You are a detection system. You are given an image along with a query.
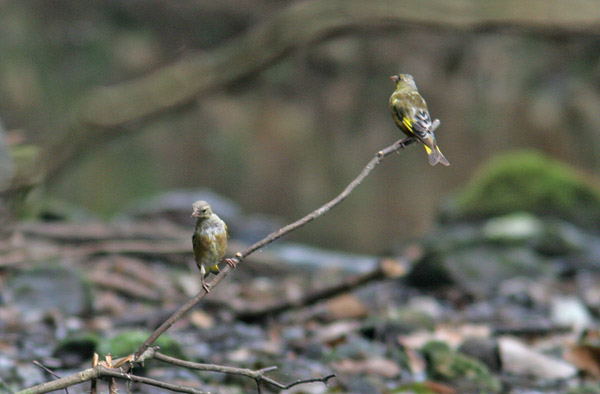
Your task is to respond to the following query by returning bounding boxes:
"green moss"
[568,384,600,394]
[98,330,185,360]
[53,333,100,367]
[457,150,600,230]
[422,341,501,394]
[391,382,438,393]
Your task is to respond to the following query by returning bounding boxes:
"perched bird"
[389,74,450,166]
[191,200,235,292]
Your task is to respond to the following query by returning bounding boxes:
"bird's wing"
[398,93,436,151]
[411,108,433,137]
[406,92,432,137]
[192,232,201,262]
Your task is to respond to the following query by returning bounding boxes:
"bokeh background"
[2,0,600,254]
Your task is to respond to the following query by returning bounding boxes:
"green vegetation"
[457,150,600,230]
[422,340,501,394]
[98,330,185,360]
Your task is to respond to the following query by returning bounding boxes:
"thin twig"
[133,131,428,360]
[105,354,116,394]
[153,352,335,390]
[262,373,336,390]
[32,361,69,394]
[90,353,98,394]
[96,366,209,394]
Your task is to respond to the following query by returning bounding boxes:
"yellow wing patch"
[402,117,413,132]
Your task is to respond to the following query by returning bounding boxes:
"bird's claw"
[201,278,211,293]
[224,258,237,269]
[396,137,412,148]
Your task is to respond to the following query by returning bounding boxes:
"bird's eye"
[397,76,403,81]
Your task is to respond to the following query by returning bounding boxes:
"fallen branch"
[79,1,600,128]
[19,221,188,243]
[153,351,335,391]
[96,365,208,394]
[132,131,425,361]
[17,348,333,394]
[45,0,598,182]
[89,271,163,302]
[234,258,407,323]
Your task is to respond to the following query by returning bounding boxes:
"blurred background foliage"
[1,0,600,253]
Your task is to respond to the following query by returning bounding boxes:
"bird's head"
[390,74,417,90]
[191,200,213,219]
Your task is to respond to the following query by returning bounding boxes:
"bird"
[191,200,235,292]
[389,74,450,166]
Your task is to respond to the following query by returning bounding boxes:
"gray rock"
[459,337,501,372]
[6,265,93,321]
[118,188,241,225]
[550,296,593,330]
[483,212,544,244]
[409,244,553,297]
[271,242,378,274]
[498,337,576,380]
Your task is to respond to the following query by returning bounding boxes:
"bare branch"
[44,0,600,181]
[80,0,600,128]
[153,352,335,390]
[133,133,422,360]
[17,368,100,394]
[19,126,436,394]
[32,361,69,394]
[235,259,389,322]
[96,366,209,394]
[18,348,332,394]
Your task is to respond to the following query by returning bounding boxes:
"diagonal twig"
[32,361,69,394]
[133,127,433,360]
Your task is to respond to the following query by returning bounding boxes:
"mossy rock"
[456,150,600,230]
[391,382,439,393]
[568,384,600,394]
[53,332,100,368]
[422,340,501,394]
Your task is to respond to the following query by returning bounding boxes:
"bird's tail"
[204,263,220,277]
[423,144,450,166]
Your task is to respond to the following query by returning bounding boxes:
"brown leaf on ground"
[333,357,401,378]
[325,293,368,320]
[189,310,215,329]
[380,258,407,278]
[565,343,600,377]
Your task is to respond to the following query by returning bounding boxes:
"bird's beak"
[191,210,199,218]
[390,75,398,82]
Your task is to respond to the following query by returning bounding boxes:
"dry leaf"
[325,293,368,320]
[564,343,600,377]
[189,310,214,329]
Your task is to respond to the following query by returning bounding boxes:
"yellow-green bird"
[191,200,235,292]
[389,74,449,166]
